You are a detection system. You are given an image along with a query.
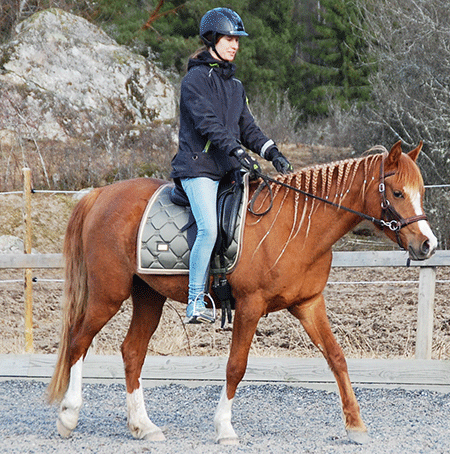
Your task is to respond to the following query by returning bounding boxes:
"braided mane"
[250,148,386,267]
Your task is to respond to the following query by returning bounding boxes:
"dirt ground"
[1,266,450,359]
[0,143,449,360]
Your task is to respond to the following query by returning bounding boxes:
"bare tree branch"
[141,0,185,31]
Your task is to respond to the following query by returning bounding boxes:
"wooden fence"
[1,354,450,392]
[1,249,449,360]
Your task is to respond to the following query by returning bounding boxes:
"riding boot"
[184,293,216,324]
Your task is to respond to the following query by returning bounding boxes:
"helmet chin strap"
[211,46,226,62]
[210,32,227,62]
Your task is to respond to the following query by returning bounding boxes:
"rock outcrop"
[0,8,177,143]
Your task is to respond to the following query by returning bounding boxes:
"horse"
[47,141,437,445]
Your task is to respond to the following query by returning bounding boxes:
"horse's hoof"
[129,422,166,441]
[217,436,239,446]
[56,417,73,438]
[143,429,166,442]
[347,429,370,444]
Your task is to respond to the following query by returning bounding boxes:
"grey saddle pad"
[137,182,248,275]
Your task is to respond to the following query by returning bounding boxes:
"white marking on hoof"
[142,428,166,442]
[127,383,165,441]
[214,385,239,445]
[57,358,83,438]
[217,435,239,446]
[347,429,370,444]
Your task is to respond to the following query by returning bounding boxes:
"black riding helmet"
[199,8,248,60]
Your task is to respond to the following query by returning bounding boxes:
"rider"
[170,7,293,324]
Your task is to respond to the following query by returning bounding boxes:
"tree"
[91,0,301,98]
[235,0,299,96]
[356,0,450,183]
[290,0,372,119]
[351,0,450,248]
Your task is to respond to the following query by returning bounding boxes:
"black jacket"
[170,51,274,181]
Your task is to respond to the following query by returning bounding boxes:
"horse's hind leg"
[57,292,126,438]
[122,276,166,441]
[56,355,84,437]
[288,295,369,444]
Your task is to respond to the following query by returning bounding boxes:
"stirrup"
[183,293,216,324]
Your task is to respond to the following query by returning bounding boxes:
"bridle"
[377,154,428,249]
[249,154,428,250]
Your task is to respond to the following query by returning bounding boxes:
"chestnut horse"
[47,141,436,445]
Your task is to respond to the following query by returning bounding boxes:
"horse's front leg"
[57,357,83,438]
[214,299,264,445]
[289,295,370,444]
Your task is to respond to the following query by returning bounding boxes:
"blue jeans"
[181,177,219,303]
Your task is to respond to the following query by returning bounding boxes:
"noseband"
[250,154,428,250]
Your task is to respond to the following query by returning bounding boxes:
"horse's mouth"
[408,241,436,261]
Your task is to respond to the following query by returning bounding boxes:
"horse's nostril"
[421,239,431,256]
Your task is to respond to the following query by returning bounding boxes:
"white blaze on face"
[406,186,438,250]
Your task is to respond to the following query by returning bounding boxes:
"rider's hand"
[273,155,293,174]
[266,146,294,174]
[231,148,261,179]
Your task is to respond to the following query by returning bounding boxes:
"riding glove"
[266,147,294,174]
[231,148,261,179]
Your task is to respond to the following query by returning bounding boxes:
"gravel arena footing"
[0,380,449,453]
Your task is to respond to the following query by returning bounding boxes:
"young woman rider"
[170,7,293,324]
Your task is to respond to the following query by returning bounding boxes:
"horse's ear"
[407,141,423,162]
[386,140,403,166]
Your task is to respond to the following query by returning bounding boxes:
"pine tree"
[91,0,301,99]
[290,0,372,119]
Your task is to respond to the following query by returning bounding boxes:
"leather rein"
[249,154,427,250]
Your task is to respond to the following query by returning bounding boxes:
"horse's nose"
[421,239,435,258]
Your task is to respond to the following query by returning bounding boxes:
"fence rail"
[1,354,449,391]
[2,249,448,269]
[1,249,449,360]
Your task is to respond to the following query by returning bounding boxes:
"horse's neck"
[261,155,379,256]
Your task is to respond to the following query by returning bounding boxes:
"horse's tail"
[47,189,101,403]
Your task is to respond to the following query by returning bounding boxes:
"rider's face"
[212,35,240,62]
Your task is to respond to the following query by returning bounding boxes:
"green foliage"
[89,0,300,99]
[290,0,372,119]
[89,0,370,121]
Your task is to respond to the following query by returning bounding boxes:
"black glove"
[231,148,261,179]
[273,155,293,174]
[266,147,294,174]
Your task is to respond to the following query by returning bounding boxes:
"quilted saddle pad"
[137,181,248,275]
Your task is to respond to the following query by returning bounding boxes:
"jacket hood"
[187,50,236,79]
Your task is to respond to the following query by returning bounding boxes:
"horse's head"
[366,141,437,260]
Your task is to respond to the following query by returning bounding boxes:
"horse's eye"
[393,190,404,199]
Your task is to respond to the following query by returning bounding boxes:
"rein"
[249,154,427,249]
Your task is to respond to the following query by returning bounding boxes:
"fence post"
[23,167,34,353]
[415,266,436,359]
